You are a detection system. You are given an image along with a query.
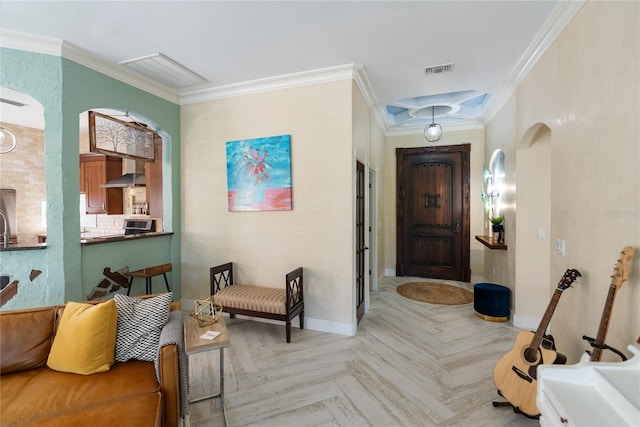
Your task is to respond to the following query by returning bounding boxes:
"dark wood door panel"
[411,162,454,229]
[396,145,470,281]
[410,236,453,265]
[409,236,455,278]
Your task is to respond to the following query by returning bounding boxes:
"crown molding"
[6,6,584,136]
[0,29,62,56]
[482,0,586,125]
[179,63,360,105]
[352,66,388,135]
[1,29,180,104]
[61,42,179,103]
[2,32,385,128]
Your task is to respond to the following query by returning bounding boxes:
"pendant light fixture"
[0,127,17,154]
[424,106,442,142]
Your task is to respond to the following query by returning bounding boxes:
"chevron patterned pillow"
[113,293,172,362]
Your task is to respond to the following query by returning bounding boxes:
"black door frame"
[356,160,366,323]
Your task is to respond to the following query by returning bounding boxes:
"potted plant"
[490,216,504,243]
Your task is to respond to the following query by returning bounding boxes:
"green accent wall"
[0,47,181,309]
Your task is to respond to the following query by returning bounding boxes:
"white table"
[537,344,640,427]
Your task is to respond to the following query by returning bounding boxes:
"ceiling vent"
[0,98,27,107]
[120,53,208,88]
[425,63,455,75]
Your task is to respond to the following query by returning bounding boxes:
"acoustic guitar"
[583,246,634,362]
[493,268,581,417]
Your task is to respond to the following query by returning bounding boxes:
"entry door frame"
[355,160,366,323]
[368,169,378,292]
[396,144,471,281]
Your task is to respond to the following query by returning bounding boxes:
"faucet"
[0,210,8,248]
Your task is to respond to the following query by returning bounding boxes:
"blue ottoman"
[474,283,510,322]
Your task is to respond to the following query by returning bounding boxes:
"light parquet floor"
[186,276,539,427]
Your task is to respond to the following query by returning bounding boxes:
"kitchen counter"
[0,232,173,251]
[0,243,47,252]
[80,231,173,245]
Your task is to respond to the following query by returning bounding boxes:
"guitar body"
[492,268,580,418]
[493,330,564,417]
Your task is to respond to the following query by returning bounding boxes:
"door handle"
[361,246,369,251]
[454,222,460,233]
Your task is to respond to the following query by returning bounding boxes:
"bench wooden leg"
[286,321,291,343]
[300,311,304,330]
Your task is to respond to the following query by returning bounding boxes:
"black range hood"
[100,173,145,188]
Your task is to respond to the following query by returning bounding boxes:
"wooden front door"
[396,145,470,281]
[356,161,366,323]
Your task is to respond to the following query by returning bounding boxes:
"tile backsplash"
[80,186,153,237]
[81,214,125,238]
[0,122,46,245]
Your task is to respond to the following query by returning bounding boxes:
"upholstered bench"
[474,282,510,322]
[210,263,304,343]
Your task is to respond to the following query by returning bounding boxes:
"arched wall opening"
[0,86,46,247]
[77,108,170,239]
[514,122,551,328]
[1,45,181,311]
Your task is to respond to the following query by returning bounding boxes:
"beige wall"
[383,129,486,278]
[515,127,551,326]
[483,94,518,308]
[485,0,640,362]
[181,79,376,332]
[179,2,638,353]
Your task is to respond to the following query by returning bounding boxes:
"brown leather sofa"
[0,300,181,427]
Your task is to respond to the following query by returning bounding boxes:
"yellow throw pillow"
[47,299,118,375]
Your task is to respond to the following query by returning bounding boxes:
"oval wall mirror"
[489,149,505,218]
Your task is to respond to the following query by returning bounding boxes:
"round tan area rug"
[396,282,473,305]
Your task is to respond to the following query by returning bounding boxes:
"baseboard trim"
[181,298,356,337]
[512,314,544,331]
[305,316,355,337]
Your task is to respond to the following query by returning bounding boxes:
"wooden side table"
[125,263,172,295]
[184,314,231,425]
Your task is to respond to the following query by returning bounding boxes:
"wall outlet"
[556,239,565,256]
[538,229,547,240]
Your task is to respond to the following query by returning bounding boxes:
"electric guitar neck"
[586,246,634,362]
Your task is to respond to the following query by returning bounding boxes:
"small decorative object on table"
[190,296,222,327]
[490,216,505,244]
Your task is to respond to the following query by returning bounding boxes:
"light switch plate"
[556,239,565,256]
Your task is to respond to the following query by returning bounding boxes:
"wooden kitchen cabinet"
[80,153,123,215]
[145,142,163,219]
[79,160,86,193]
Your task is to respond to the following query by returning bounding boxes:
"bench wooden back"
[210,262,233,295]
[210,263,303,311]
